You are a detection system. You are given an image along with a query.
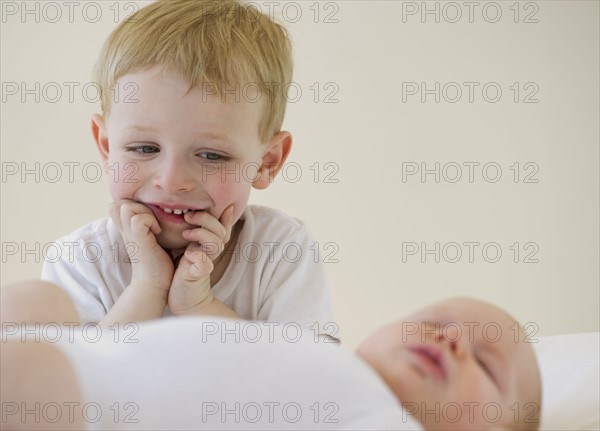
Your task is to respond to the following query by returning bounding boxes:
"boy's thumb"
[189,261,203,279]
[184,250,212,280]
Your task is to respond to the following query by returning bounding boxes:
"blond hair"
[93,0,293,143]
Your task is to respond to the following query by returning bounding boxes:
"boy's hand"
[180,205,235,262]
[109,199,174,292]
[168,205,234,315]
[168,243,214,315]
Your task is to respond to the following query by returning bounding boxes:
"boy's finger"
[108,202,124,231]
[184,210,227,239]
[182,238,223,263]
[124,204,161,235]
[183,249,213,279]
[109,200,155,232]
[123,200,155,217]
[181,228,221,246]
[130,213,162,239]
[185,252,203,279]
[218,205,235,243]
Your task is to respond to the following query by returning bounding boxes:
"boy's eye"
[127,145,158,154]
[199,152,228,162]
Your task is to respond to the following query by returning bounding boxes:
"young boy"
[39,0,334,331]
[1,292,541,430]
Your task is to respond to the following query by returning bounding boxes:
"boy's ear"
[91,114,110,170]
[252,131,292,190]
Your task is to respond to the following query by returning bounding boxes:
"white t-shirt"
[47,317,423,430]
[41,205,334,332]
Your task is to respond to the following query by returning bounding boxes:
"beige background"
[1,1,598,349]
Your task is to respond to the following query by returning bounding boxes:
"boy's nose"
[152,158,195,193]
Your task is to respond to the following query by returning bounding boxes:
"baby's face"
[95,66,272,250]
[357,298,541,430]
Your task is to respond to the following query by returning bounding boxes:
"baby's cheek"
[453,378,501,418]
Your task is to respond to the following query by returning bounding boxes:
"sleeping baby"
[1,285,540,430]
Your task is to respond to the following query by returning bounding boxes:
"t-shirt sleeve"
[256,223,338,339]
[40,241,109,324]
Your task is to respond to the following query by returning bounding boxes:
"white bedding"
[47,318,421,430]
[3,323,598,430]
[534,332,600,430]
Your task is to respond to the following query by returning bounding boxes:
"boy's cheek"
[107,179,136,202]
[104,158,140,200]
[205,177,251,220]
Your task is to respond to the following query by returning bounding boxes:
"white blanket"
[48,317,423,430]
[4,319,598,430]
[533,332,600,430]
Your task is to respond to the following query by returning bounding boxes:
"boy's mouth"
[160,207,192,215]
[146,203,202,224]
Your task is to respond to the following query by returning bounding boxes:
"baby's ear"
[91,114,110,170]
[252,131,292,190]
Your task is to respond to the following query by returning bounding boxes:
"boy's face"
[357,298,541,431]
[93,66,289,250]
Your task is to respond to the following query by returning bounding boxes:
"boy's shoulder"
[53,217,116,245]
[245,205,303,228]
[244,205,311,239]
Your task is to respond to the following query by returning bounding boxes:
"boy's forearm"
[100,283,167,328]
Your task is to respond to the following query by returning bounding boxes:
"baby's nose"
[434,324,463,354]
[442,323,461,342]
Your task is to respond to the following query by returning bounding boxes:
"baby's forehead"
[413,297,512,324]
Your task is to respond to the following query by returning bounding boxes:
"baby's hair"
[93,0,293,143]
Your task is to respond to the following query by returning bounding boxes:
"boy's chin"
[155,232,189,251]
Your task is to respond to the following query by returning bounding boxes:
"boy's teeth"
[162,207,192,215]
